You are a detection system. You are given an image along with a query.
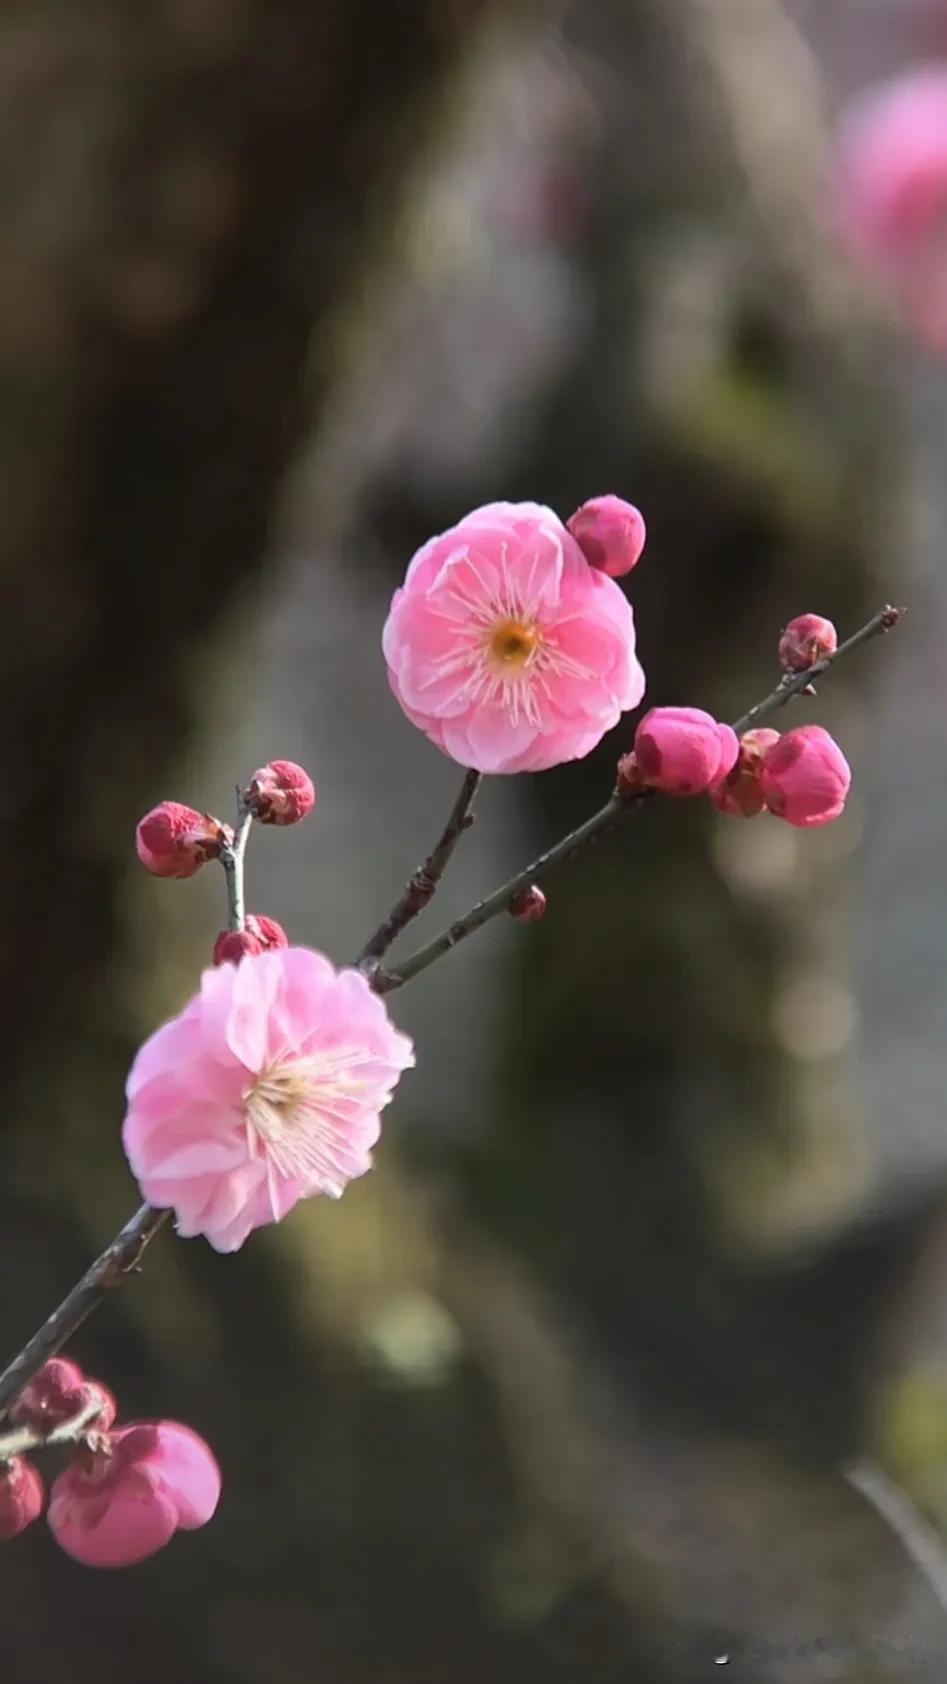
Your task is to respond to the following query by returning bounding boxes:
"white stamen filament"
[421,555,594,728]
[243,1049,376,1212]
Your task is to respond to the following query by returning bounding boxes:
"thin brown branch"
[0,605,902,1415]
[357,768,482,968]
[0,1203,169,1419]
[379,604,903,992]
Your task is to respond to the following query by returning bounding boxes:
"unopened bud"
[247,760,316,826]
[759,724,851,828]
[136,802,226,879]
[566,495,647,578]
[213,914,288,966]
[0,1458,44,1541]
[778,613,837,673]
[9,1358,86,1430]
[509,884,547,923]
[711,728,780,818]
[633,707,739,797]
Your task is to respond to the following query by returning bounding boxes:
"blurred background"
[6,0,947,1677]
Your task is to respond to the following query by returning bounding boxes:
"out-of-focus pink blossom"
[835,67,947,349]
[9,1358,87,1430]
[122,947,414,1252]
[509,884,547,923]
[212,915,288,967]
[0,1457,44,1541]
[383,501,645,774]
[631,707,739,797]
[248,761,315,826]
[566,495,647,579]
[9,1358,117,1432]
[48,1421,220,1568]
[759,725,851,828]
[778,614,838,673]
[711,728,781,819]
[135,803,225,879]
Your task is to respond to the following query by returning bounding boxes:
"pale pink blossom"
[632,706,739,796]
[382,501,645,774]
[122,947,414,1252]
[566,495,646,578]
[836,68,947,349]
[759,725,851,828]
[48,1421,220,1568]
[0,1457,44,1541]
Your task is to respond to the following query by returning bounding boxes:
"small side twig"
[357,768,482,969]
[846,1458,947,1615]
[0,1394,108,1462]
[219,798,254,933]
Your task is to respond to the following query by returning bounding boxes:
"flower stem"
[357,768,482,968]
[219,800,254,933]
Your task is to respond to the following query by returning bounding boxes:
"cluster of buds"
[0,1357,219,1568]
[135,759,316,965]
[616,613,852,828]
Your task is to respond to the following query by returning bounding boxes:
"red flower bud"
[778,613,837,673]
[0,1457,44,1541]
[213,930,263,966]
[760,725,851,828]
[247,761,316,826]
[136,803,225,879]
[9,1358,87,1430]
[509,884,547,923]
[566,495,647,578]
[711,728,781,818]
[213,914,288,966]
[633,707,739,796]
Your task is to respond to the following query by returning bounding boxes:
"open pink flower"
[835,67,947,349]
[382,500,645,774]
[48,1421,220,1567]
[122,947,414,1252]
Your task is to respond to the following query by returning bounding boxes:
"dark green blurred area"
[3,1,947,1679]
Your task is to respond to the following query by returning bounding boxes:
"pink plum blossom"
[48,1421,220,1568]
[566,495,646,578]
[135,803,224,879]
[0,1457,44,1541]
[382,500,645,774]
[835,67,947,350]
[759,725,851,828]
[631,706,739,796]
[122,947,414,1252]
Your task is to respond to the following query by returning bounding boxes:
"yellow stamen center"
[489,621,539,668]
